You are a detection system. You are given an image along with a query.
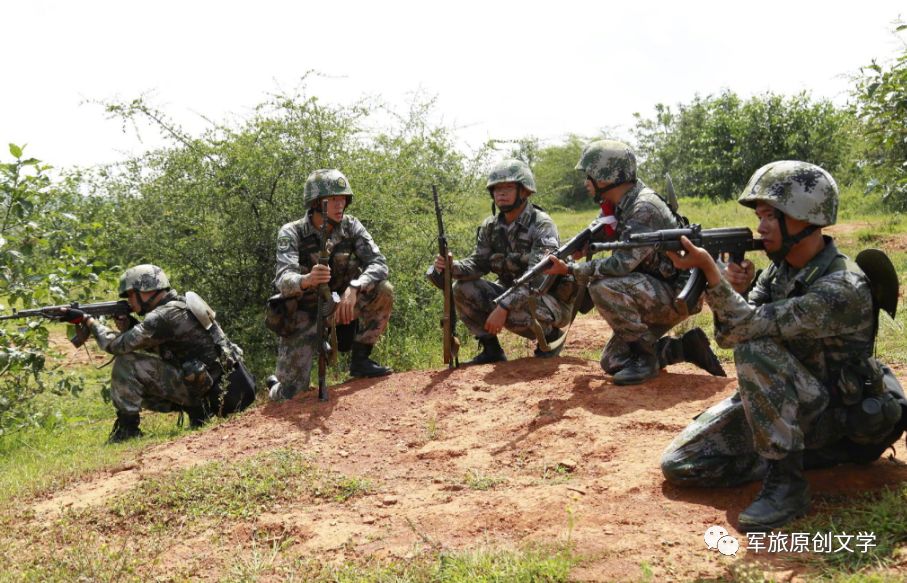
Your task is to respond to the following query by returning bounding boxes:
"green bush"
[87,91,487,379]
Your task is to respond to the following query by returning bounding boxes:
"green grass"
[463,468,506,491]
[785,485,907,574]
[225,544,576,583]
[110,448,371,522]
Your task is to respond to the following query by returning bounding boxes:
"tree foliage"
[87,91,486,378]
[632,91,856,200]
[0,145,114,433]
[852,24,907,209]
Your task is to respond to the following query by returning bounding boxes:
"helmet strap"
[312,201,341,227]
[492,185,527,215]
[136,290,164,316]
[768,209,819,263]
[588,175,631,204]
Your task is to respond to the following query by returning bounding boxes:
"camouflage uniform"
[272,211,393,399]
[661,161,905,491]
[451,202,571,341]
[661,242,878,485]
[574,180,692,372]
[90,289,225,415]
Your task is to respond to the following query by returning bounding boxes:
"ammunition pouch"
[550,275,578,305]
[264,295,301,337]
[265,292,336,337]
[181,359,214,394]
[839,359,905,445]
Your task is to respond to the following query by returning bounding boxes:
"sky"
[3,1,905,170]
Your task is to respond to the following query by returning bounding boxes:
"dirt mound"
[29,319,907,581]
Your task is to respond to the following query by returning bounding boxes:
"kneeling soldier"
[267,169,393,401]
[431,159,572,364]
[63,264,254,443]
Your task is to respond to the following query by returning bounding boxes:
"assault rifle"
[0,300,132,347]
[432,185,460,368]
[493,219,609,306]
[589,225,765,315]
[316,199,338,402]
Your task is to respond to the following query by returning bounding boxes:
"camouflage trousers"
[588,272,690,372]
[452,279,571,340]
[110,352,205,415]
[275,281,393,399]
[661,337,841,487]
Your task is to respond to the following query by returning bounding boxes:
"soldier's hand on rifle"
[433,253,452,272]
[60,308,88,324]
[571,244,589,261]
[544,256,570,276]
[666,236,723,289]
[725,260,756,294]
[336,286,358,325]
[484,305,508,335]
[302,264,331,289]
[114,314,132,333]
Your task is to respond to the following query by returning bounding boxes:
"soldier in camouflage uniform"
[661,161,907,532]
[62,265,251,443]
[266,169,393,401]
[546,140,725,385]
[430,159,571,364]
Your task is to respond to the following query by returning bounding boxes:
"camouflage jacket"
[274,212,389,302]
[451,203,560,310]
[89,290,222,373]
[707,238,874,385]
[574,181,681,282]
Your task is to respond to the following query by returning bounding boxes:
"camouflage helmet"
[738,161,838,226]
[575,140,637,184]
[486,159,537,194]
[118,264,171,298]
[303,169,354,208]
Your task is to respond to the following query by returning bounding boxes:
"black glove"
[60,308,88,324]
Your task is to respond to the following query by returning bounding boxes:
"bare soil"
[27,318,907,581]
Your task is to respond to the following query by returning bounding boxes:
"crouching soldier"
[546,140,725,385]
[661,161,907,532]
[430,159,572,364]
[62,264,255,443]
[266,169,393,401]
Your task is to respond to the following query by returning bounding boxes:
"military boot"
[465,336,507,366]
[107,412,143,444]
[534,327,566,358]
[738,452,810,532]
[184,405,213,429]
[657,328,726,377]
[613,341,659,386]
[349,342,393,378]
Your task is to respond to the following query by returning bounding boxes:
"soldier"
[430,159,571,364]
[266,169,393,401]
[61,264,254,443]
[546,140,724,385]
[660,161,907,532]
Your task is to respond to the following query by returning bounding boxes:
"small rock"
[338,450,349,458]
[362,515,377,524]
[382,496,398,506]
